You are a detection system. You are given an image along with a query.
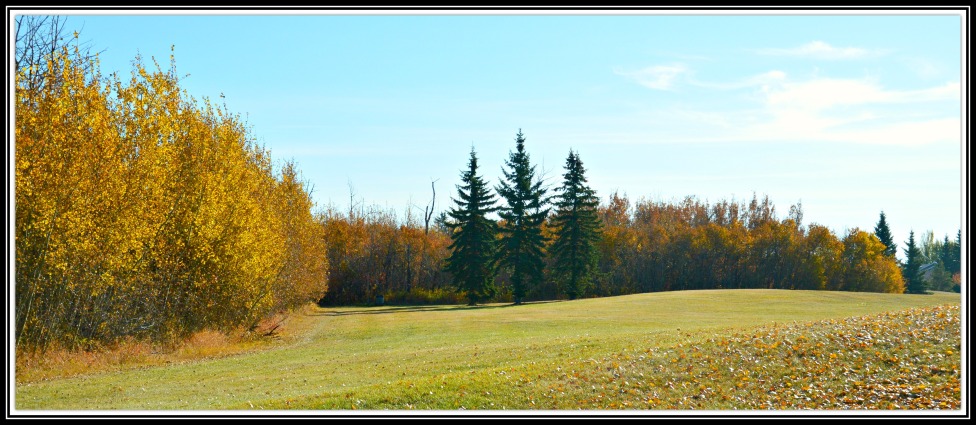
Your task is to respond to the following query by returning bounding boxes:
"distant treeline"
[318,206,456,305]
[319,192,908,306]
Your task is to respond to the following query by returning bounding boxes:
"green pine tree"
[444,148,499,305]
[951,229,961,275]
[902,230,927,294]
[550,150,602,300]
[939,234,953,270]
[874,211,897,258]
[496,130,550,305]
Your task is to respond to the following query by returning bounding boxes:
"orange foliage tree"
[317,206,454,306]
[590,194,904,297]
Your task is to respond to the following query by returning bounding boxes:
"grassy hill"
[14,289,961,412]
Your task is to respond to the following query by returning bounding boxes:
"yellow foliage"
[15,44,327,351]
[840,229,905,294]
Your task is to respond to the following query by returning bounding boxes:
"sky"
[10,8,967,260]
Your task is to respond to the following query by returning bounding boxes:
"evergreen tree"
[951,229,961,275]
[939,234,953,270]
[550,150,602,300]
[496,130,550,305]
[874,211,897,258]
[902,230,927,294]
[923,234,955,291]
[444,148,499,305]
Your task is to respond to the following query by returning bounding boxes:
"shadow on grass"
[310,300,566,316]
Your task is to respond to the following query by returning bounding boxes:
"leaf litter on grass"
[253,303,961,411]
[565,304,962,410]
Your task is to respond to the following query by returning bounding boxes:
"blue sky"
[15,9,966,257]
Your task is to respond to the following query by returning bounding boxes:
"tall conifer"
[874,211,897,258]
[497,130,550,305]
[902,230,927,294]
[444,148,499,305]
[551,151,602,300]
[951,229,961,275]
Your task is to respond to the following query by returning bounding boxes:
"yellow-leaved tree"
[15,33,328,351]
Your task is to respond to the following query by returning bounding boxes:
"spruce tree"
[939,234,953,270]
[444,148,499,305]
[550,150,602,300]
[496,130,550,305]
[939,234,949,262]
[902,230,927,294]
[951,229,961,275]
[874,211,897,258]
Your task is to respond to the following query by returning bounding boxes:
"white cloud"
[614,64,687,90]
[742,110,960,146]
[763,78,960,111]
[825,117,961,146]
[611,63,960,147]
[740,77,961,146]
[902,57,943,79]
[635,69,962,146]
[757,41,881,60]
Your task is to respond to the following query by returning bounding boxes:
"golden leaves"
[518,305,961,410]
[16,42,327,350]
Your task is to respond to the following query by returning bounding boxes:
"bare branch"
[424,179,438,235]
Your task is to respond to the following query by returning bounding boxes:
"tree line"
[15,23,328,351]
[874,212,962,295]
[321,131,935,307]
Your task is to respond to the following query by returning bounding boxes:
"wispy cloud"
[741,76,961,146]
[763,78,959,111]
[689,70,787,90]
[614,64,687,90]
[756,41,883,60]
[611,60,960,147]
[901,57,945,79]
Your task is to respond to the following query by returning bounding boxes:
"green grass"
[15,289,961,411]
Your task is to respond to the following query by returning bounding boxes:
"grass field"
[14,289,962,413]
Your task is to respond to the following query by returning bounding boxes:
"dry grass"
[15,304,321,384]
[15,290,961,411]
